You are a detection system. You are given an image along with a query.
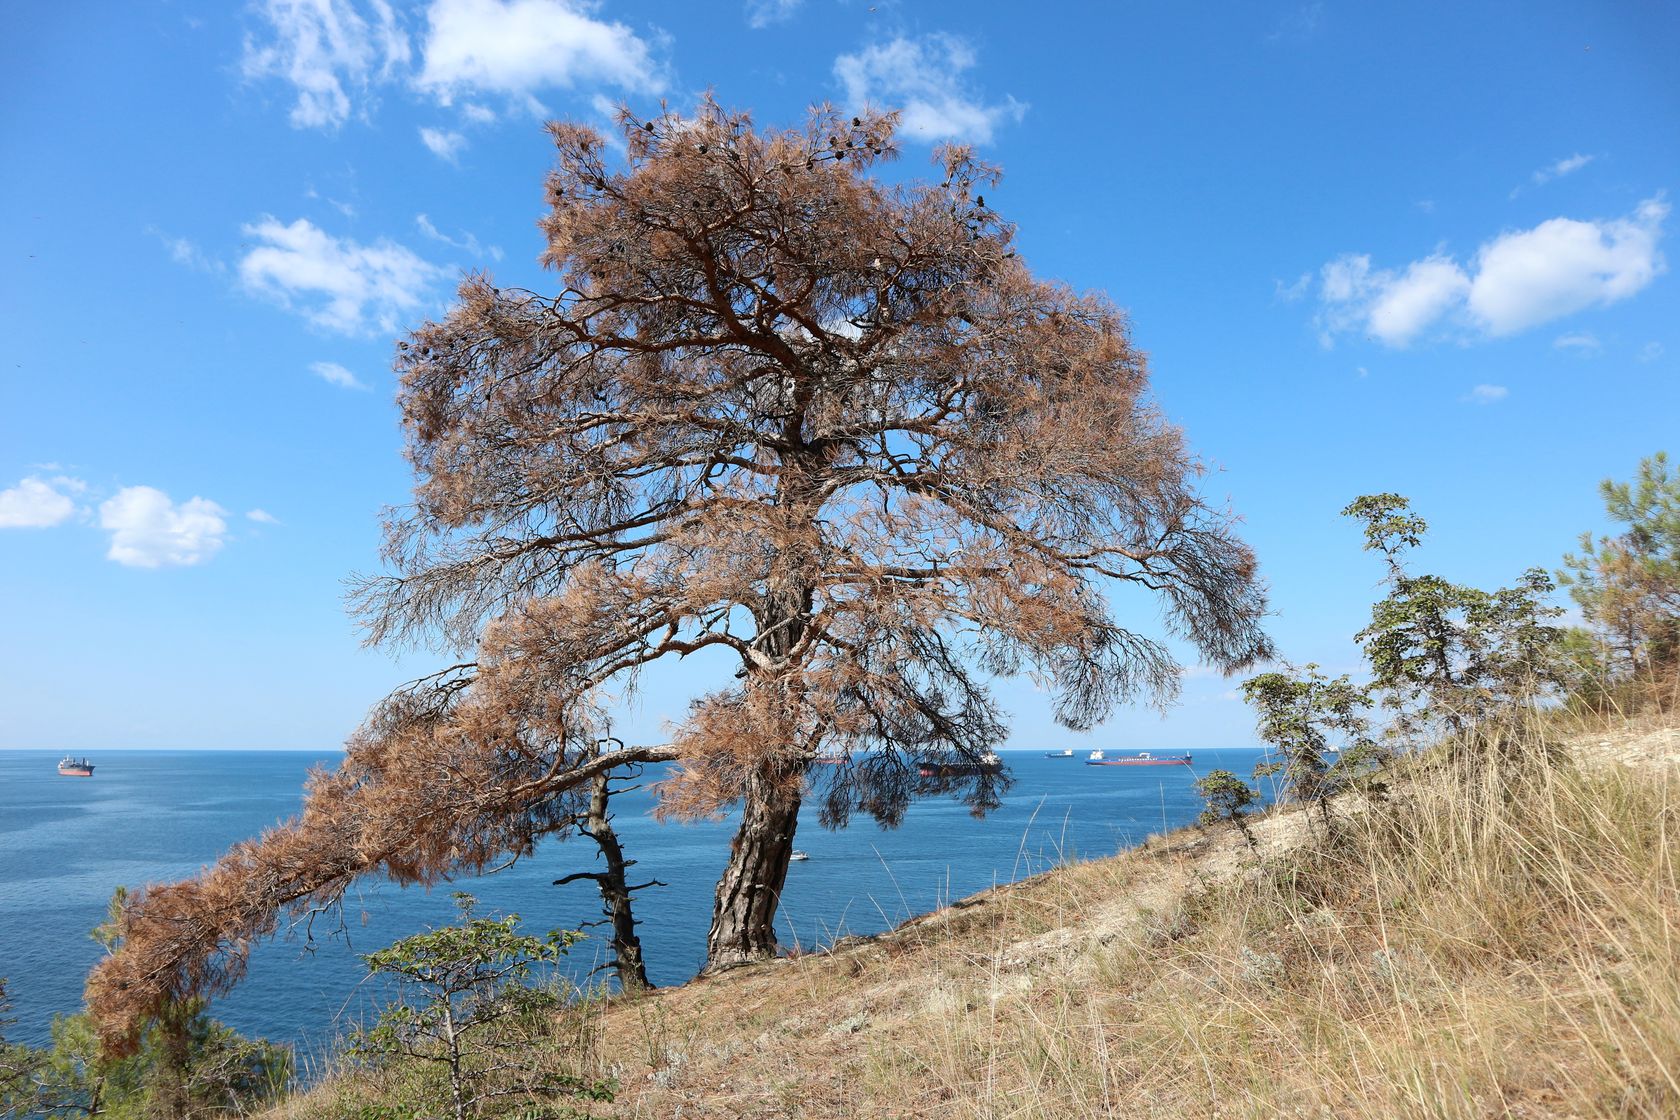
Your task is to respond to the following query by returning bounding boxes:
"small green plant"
[1344,494,1565,739]
[1242,664,1380,829]
[1193,770,1260,850]
[351,893,609,1120]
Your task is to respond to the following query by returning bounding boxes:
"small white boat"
[789,850,809,861]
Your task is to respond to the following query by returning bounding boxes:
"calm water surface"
[0,747,1267,1054]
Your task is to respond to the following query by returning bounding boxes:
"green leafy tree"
[1560,451,1680,688]
[352,894,606,1120]
[1241,665,1378,828]
[1,979,46,1110]
[1,1007,289,1120]
[1,903,289,1120]
[1193,770,1260,850]
[1344,494,1565,737]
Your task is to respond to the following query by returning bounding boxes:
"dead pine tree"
[88,98,1271,1049]
[552,739,661,992]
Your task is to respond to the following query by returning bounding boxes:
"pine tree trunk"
[702,760,802,972]
[583,772,653,991]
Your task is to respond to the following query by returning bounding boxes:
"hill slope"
[281,716,1680,1119]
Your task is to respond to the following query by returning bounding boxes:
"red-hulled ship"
[917,751,1004,778]
[57,756,95,777]
[1084,750,1191,767]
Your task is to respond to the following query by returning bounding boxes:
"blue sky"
[2,0,1676,752]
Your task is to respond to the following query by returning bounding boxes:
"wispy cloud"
[1638,341,1665,363]
[745,0,801,29]
[1266,2,1324,44]
[239,217,444,335]
[419,125,467,162]
[1511,153,1596,199]
[99,487,229,568]
[0,476,81,529]
[1534,153,1594,187]
[1274,272,1312,302]
[414,0,665,108]
[416,213,503,260]
[310,359,370,389]
[247,508,282,525]
[149,227,224,274]
[242,0,412,130]
[1314,196,1668,347]
[835,34,1026,144]
[1463,384,1509,405]
[1553,331,1601,353]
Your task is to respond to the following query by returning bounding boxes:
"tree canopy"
[1561,451,1680,682]
[88,99,1271,1049]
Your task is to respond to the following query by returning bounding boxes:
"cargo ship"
[57,756,95,777]
[1044,748,1075,758]
[917,751,1004,778]
[1084,750,1191,767]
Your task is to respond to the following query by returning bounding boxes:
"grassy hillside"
[270,710,1679,1119]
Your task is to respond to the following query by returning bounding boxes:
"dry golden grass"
[273,712,1680,1119]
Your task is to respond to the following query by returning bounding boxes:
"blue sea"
[0,747,1267,1055]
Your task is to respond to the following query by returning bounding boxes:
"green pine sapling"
[1193,770,1261,851]
[353,893,608,1120]
[1343,494,1565,742]
[1242,664,1380,831]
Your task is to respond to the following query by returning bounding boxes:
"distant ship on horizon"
[1084,750,1191,767]
[57,756,94,777]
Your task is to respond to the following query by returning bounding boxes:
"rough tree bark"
[704,760,804,971]
[555,763,658,991]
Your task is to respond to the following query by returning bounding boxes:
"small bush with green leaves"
[350,893,612,1120]
[1193,770,1260,850]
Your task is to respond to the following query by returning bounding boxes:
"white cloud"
[149,227,223,274]
[745,0,801,28]
[419,125,468,162]
[1638,341,1665,363]
[1468,197,1667,335]
[416,214,503,260]
[1463,384,1509,405]
[0,477,79,529]
[1274,272,1311,302]
[305,185,358,218]
[459,102,497,124]
[99,487,228,568]
[414,0,663,107]
[1266,3,1324,44]
[247,509,282,524]
[310,360,370,389]
[239,217,444,335]
[243,0,412,129]
[1315,196,1668,347]
[834,34,1026,144]
[1533,153,1594,186]
[1366,256,1471,347]
[1553,332,1601,353]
